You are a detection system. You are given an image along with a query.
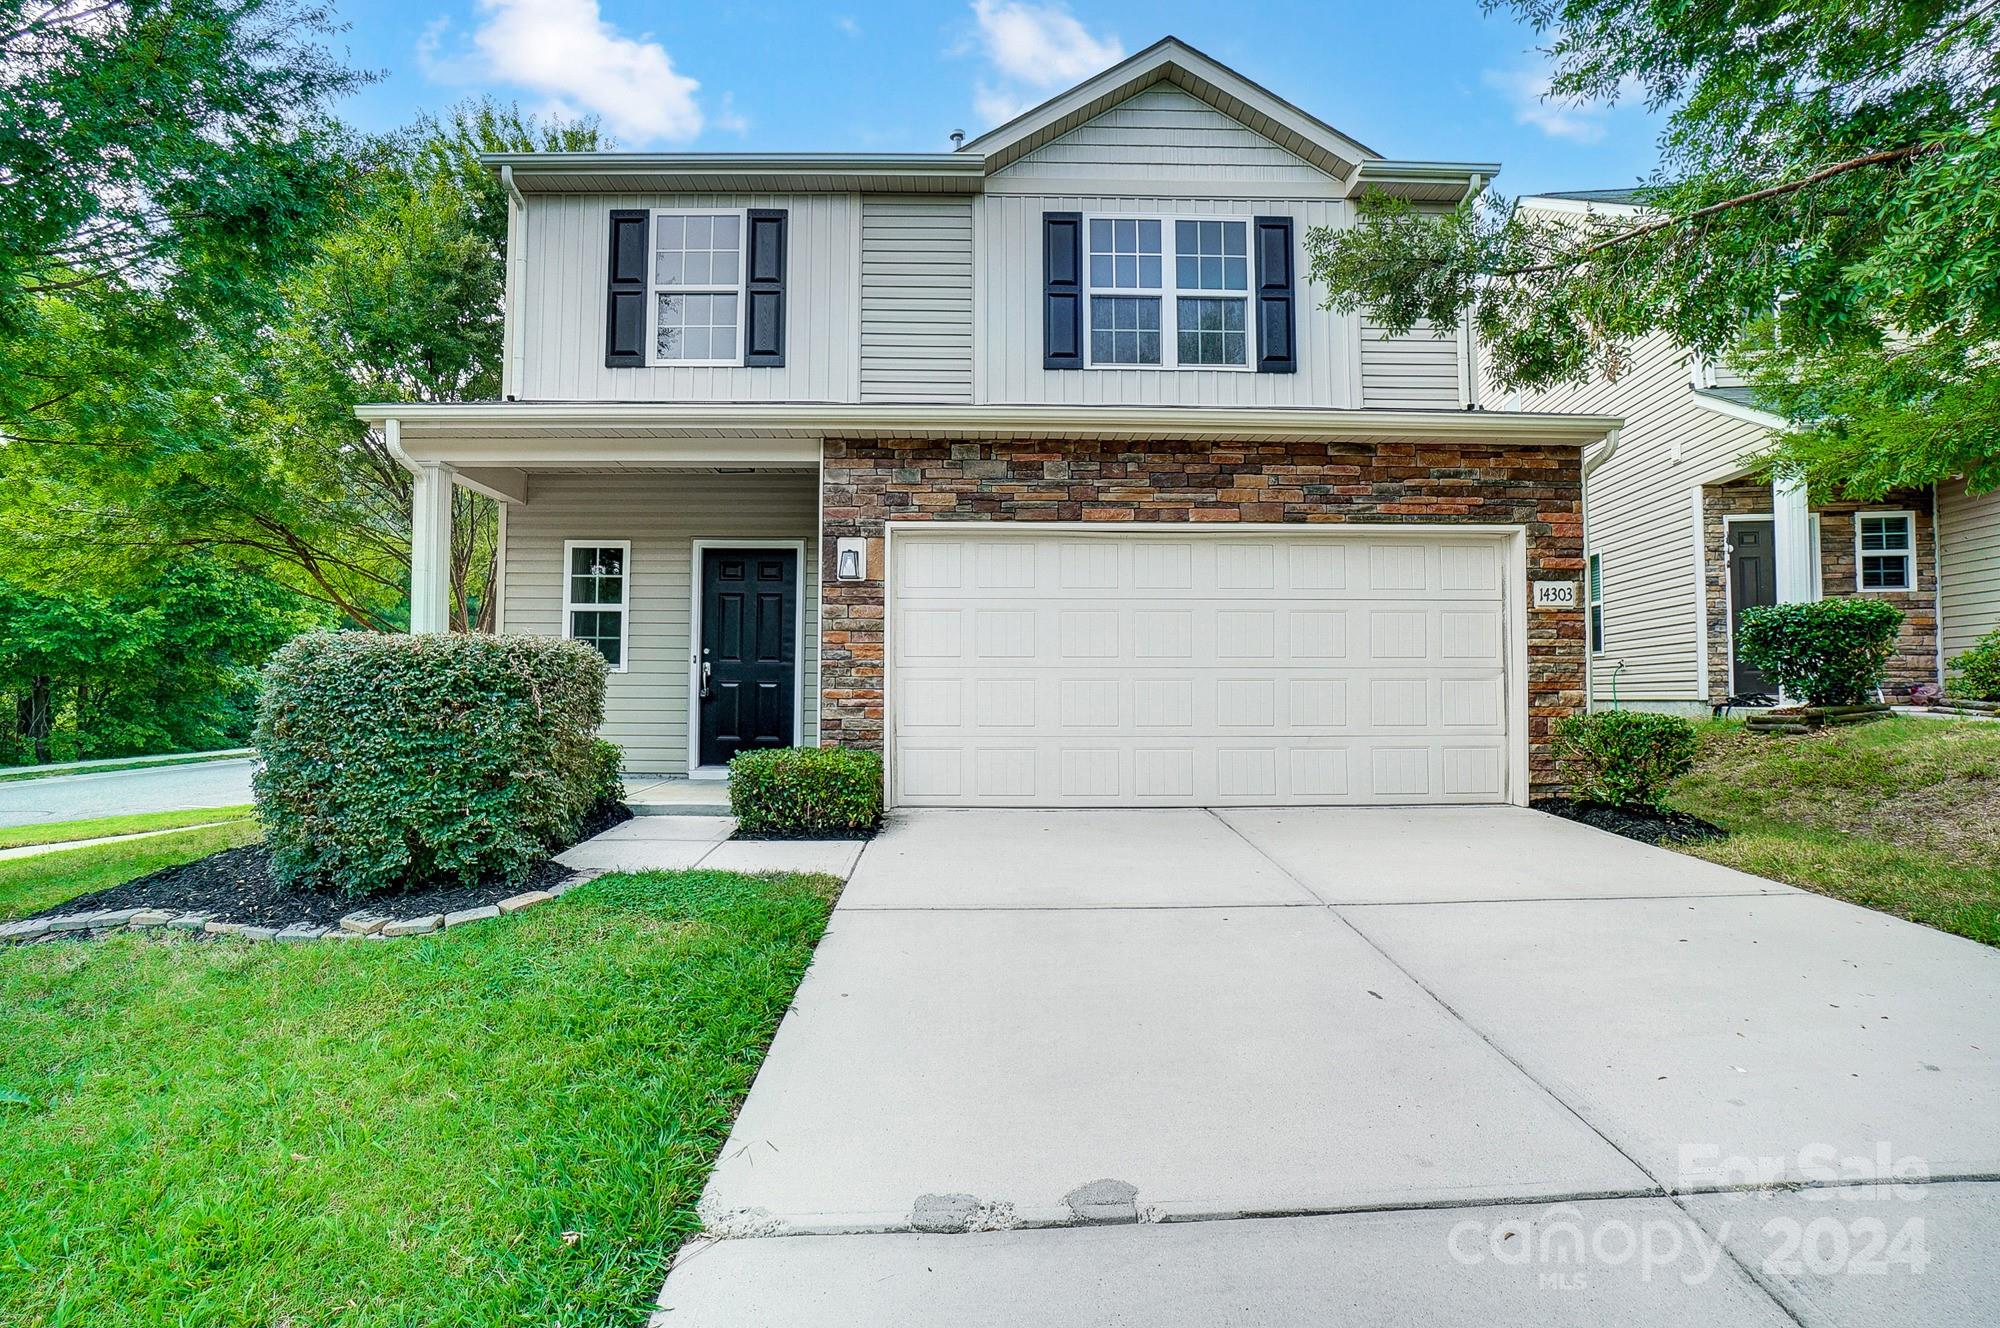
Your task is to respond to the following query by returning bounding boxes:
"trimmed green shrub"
[1946,627,2000,701]
[1552,710,1700,807]
[1736,598,1904,706]
[729,746,883,836]
[254,632,608,895]
[588,738,626,810]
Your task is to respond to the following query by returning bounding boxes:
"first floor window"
[1856,512,1914,591]
[1588,553,1605,653]
[564,542,629,670]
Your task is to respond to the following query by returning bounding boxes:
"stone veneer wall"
[1702,478,1938,700]
[819,438,1585,795]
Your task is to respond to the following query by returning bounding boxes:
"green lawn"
[0,820,265,921]
[0,804,255,851]
[0,867,836,1327]
[1669,717,2000,946]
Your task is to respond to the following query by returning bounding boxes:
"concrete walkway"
[555,816,867,878]
[657,806,2000,1327]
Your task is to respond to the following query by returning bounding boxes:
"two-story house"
[357,38,1620,809]
[1503,191,2000,713]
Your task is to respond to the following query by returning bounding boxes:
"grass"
[0,804,255,851]
[0,867,837,1327]
[0,750,249,783]
[0,821,265,921]
[1668,717,2000,946]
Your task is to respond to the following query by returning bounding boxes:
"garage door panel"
[889,532,1513,807]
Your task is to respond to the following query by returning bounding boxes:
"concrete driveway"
[658,806,2000,1327]
[0,757,255,828]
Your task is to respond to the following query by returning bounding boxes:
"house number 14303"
[1532,581,1579,609]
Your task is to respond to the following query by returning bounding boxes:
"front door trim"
[881,521,1532,811]
[1721,511,1821,699]
[687,538,806,774]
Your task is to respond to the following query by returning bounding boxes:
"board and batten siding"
[987,84,1332,191]
[1505,329,1769,706]
[1939,478,2000,661]
[513,193,858,402]
[500,472,820,774]
[1360,317,1463,409]
[974,193,1354,406]
[859,197,974,402]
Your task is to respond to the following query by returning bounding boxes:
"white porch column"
[409,459,455,633]
[1773,470,1817,604]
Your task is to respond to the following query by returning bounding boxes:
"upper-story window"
[1085,215,1252,370]
[653,211,743,365]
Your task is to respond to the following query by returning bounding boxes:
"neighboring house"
[357,37,1622,809]
[1502,191,2000,712]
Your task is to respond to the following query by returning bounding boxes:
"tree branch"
[1495,143,1935,278]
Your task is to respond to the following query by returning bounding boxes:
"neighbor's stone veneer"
[1702,478,1938,700]
[818,438,1586,795]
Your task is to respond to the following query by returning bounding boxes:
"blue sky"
[327,0,1663,198]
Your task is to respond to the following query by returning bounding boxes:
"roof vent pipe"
[949,129,966,149]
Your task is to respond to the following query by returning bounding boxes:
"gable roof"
[959,36,1382,181]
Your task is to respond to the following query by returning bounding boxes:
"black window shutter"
[605,209,649,367]
[1043,211,1084,369]
[1253,215,1297,374]
[744,209,787,367]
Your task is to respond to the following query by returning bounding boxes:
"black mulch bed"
[1532,798,1727,847]
[29,801,634,929]
[732,825,880,842]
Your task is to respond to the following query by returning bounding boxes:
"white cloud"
[834,15,859,36]
[964,1,1120,126]
[712,91,750,136]
[1482,61,1630,144]
[971,0,1122,86]
[424,0,705,144]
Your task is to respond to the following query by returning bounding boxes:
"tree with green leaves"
[1307,0,2000,496]
[0,99,603,630]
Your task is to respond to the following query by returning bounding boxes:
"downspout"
[1931,479,1946,691]
[501,165,527,400]
[1579,427,1623,712]
[1457,174,1485,410]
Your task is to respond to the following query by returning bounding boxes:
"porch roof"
[355,402,1624,470]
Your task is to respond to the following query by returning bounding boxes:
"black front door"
[1729,519,1778,697]
[699,548,798,766]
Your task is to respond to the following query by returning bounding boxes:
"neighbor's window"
[1174,219,1248,366]
[1588,553,1605,653]
[564,542,630,670]
[1855,512,1914,592]
[1085,216,1254,369]
[1087,218,1163,365]
[653,212,741,364]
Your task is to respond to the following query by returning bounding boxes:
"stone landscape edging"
[0,869,604,946]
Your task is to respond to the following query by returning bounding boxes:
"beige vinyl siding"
[500,472,820,773]
[1507,329,1769,705]
[1939,478,2000,660]
[988,84,1329,191]
[974,193,1353,406]
[1360,317,1461,408]
[859,197,973,402]
[514,193,858,402]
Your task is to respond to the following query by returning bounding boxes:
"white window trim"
[561,539,631,674]
[1854,509,1916,593]
[1587,552,1606,654]
[1083,212,1256,372]
[647,208,747,368]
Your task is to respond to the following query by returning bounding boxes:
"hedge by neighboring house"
[1498,192,2000,712]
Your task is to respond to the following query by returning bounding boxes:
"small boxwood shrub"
[1946,627,2000,701]
[729,746,882,836]
[589,737,627,811]
[1552,710,1700,807]
[254,632,608,895]
[1736,598,1904,706]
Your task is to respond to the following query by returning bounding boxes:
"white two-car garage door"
[887,528,1520,807]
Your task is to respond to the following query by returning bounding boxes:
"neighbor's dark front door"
[699,547,798,766]
[1729,520,1778,697]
